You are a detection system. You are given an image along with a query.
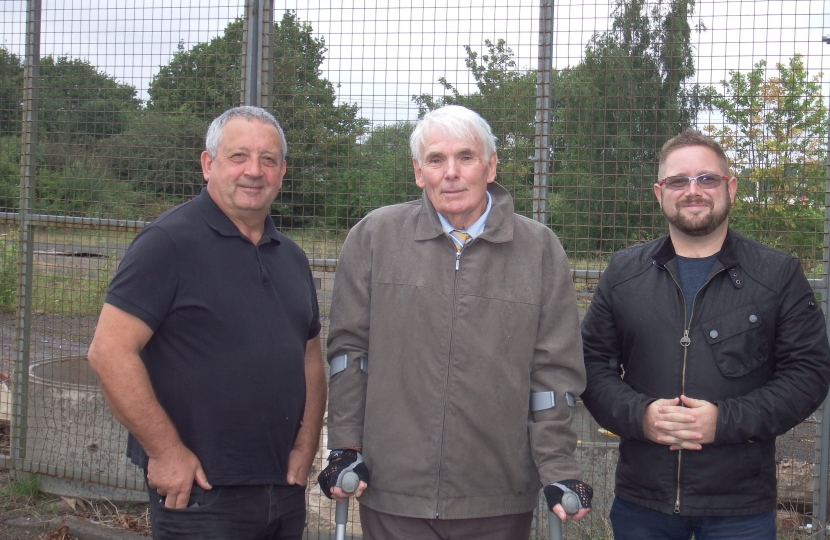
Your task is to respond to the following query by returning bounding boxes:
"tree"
[98,111,208,198]
[705,55,826,265]
[148,22,244,120]
[550,0,704,256]
[38,56,140,144]
[323,122,420,229]
[148,12,368,226]
[0,47,23,138]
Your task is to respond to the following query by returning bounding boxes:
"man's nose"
[244,157,263,177]
[445,158,459,178]
[686,178,702,194]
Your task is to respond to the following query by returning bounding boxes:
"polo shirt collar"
[195,187,281,245]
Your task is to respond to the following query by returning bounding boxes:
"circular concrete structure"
[23,356,146,500]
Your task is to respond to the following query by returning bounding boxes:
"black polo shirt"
[106,188,320,486]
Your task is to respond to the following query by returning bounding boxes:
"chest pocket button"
[709,330,719,339]
[749,315,758,323]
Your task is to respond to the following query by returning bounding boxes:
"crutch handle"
[548,491,579,540]
[334,471,360,540]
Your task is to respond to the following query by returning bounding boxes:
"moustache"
[679,196,712,207]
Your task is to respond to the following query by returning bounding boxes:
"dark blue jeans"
[148,483,306,540]
[610,497,776,540]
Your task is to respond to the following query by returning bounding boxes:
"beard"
[662,193,731,237]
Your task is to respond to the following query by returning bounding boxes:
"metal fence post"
[12,0,41,470]
[532,0,553,225]
[241,0,274,109]
[813,33,830,540]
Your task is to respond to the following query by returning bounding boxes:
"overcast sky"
[0,0,827,125]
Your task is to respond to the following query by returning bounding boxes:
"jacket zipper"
[436,238,467,518]
[664,264,723,514]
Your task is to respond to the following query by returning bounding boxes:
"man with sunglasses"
[580,129,830,539]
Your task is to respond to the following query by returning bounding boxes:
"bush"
[0,241,17,312]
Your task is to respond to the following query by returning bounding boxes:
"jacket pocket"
[702,303,768,378]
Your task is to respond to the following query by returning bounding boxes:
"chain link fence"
[0,0,827,537]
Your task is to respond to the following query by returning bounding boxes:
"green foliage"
[550,0,704,255]
[0,474,40,499]
[34,159,157,220]
[704,54,826,265]
[322,122,421,228]
[270,11,369,226]
[0,48,23,138]
[0,241,17,312]
[146,12,369,226]
[148,21,244,120]
[38,56,140,145]
[98,111,207,198]
[0,136,20,211]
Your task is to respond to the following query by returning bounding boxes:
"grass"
[0,227,116,316]
[0,474,40,500]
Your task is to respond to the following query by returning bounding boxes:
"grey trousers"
[359,504,534,540]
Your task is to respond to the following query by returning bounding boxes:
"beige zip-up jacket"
[327,183,586,519]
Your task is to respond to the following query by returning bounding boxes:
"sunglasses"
[658,174,729,191]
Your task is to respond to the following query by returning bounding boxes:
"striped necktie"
[449,230,471,251]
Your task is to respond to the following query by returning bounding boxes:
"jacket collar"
[653,228,738,268]
[195,187,281,245]
[414,182,515,243]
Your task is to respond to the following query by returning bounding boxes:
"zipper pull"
[674,499,680,514]
[455,250,461,271]
[680,329,690,347]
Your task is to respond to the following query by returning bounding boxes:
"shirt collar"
[436,191,492,238]
[195,187,281,245]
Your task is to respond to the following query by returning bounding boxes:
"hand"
[317,449,370,501]
[671,395,717,449]
[330,481,369,502]
[643,396,717,450]
[544,480,592,521]
[551,504,591,521]
[286,445,316,487]
[147,443,210,509]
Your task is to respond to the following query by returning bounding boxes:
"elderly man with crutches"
[317,105,592,540]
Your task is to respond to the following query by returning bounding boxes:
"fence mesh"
[0,0,827,538]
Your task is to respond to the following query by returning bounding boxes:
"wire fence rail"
[0,0,828,538]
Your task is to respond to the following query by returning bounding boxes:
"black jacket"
[581,229,830,516]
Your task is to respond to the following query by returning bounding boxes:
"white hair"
[409,105,497,164]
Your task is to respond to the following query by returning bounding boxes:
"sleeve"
[105,226,178,331]
[579,260,654,441]
[325,221,372,449]
[306,264,322,340]
[715,258,830,444]
[528,234,588,485]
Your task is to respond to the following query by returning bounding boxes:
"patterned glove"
[544,479,593,513]
[317,449,370,499]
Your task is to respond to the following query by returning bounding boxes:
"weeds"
[0,241,17,312]
[0,474,40,500]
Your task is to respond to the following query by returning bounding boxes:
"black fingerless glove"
[544,479,593,512]
[317,449,370,499]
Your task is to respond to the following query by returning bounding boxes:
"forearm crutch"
[334,471,360,540]
[548,490,579,540]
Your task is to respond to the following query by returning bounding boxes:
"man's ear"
[201,151,213,182]
[413,158,425,189]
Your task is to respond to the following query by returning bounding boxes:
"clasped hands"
[643,395,717,451]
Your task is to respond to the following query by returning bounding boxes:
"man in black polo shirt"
[88,106,326,540]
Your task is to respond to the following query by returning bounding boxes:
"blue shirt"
[436,191,493,245]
